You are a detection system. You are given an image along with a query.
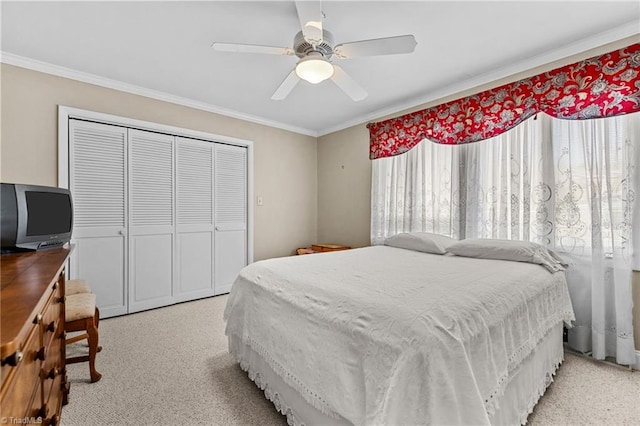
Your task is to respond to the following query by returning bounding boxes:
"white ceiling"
[2,1,639,136]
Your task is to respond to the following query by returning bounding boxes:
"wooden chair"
[65,279,101,335]
[65,282,102,382]
[66,279,92,296]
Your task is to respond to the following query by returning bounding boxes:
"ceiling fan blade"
[271,69,300,100]
[211,42,295,56]
[334,35,417,59]
[295,0,323,46]
[331,65,367,101]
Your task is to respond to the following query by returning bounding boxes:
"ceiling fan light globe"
[295,58,334,84]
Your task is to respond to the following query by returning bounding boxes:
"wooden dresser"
[1,247,72,425]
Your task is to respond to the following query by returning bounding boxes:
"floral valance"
[368,43,640,159]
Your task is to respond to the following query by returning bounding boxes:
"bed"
[224,240,575,425]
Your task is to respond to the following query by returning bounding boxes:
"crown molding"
[2,19,638,140]
[317,20,640,137]
[0,51,318,138]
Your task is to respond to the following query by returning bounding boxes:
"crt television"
[1,183,73,252]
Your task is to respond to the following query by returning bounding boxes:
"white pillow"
[446,238,567,272]
[384,232,457,255]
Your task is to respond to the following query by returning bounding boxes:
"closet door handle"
[118,229,126,236]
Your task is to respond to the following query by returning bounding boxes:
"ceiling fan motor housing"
[294,30,334,59]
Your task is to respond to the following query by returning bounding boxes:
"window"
[372,113,639,261]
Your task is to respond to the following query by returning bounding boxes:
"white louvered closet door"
[214,144,248,294]
[69,120,128,318]
[175,137,215,302]
[128,129,175,313]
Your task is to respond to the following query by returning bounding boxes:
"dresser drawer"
[41,329,63,409]
[25,377,43,422]
[42,372,64,426]
[41,284,63,353]
[0,326,42,419]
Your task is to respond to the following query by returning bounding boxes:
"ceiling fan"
[211,1,417,101]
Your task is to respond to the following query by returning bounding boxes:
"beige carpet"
[62,295,640,426]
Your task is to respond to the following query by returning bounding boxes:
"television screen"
[25,191,72,236]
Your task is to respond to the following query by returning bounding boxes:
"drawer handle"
[1,350,23,367]
[49,414,60,426]
[46,321,56,333]
[53,282,58,290]
[38,404,48,419]
[47,367,60,379]
[36,347,46,361]
[33,313,43,324]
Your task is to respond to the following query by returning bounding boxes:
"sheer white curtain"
[463,116,554,243]
[551,115,637,364]
[371,113,639,365]
[371,140,463,245]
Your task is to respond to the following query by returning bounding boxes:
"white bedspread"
[224,246,575,425]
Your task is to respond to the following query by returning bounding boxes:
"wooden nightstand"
[311,244,351,252]
[296,244,351,255]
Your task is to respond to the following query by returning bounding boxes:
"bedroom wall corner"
[0,63,318,261]
[315,37,640,251]
[316,125,371,248]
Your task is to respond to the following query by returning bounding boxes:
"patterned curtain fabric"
[368,43,640,160]
[371,113,639,365]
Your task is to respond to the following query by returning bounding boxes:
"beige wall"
[0,64,317,261]
[317,124,371,248]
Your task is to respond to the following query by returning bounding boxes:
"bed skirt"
[229,323,564,426]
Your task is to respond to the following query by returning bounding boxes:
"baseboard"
[565,345,640,371]
[215,285,232,296]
